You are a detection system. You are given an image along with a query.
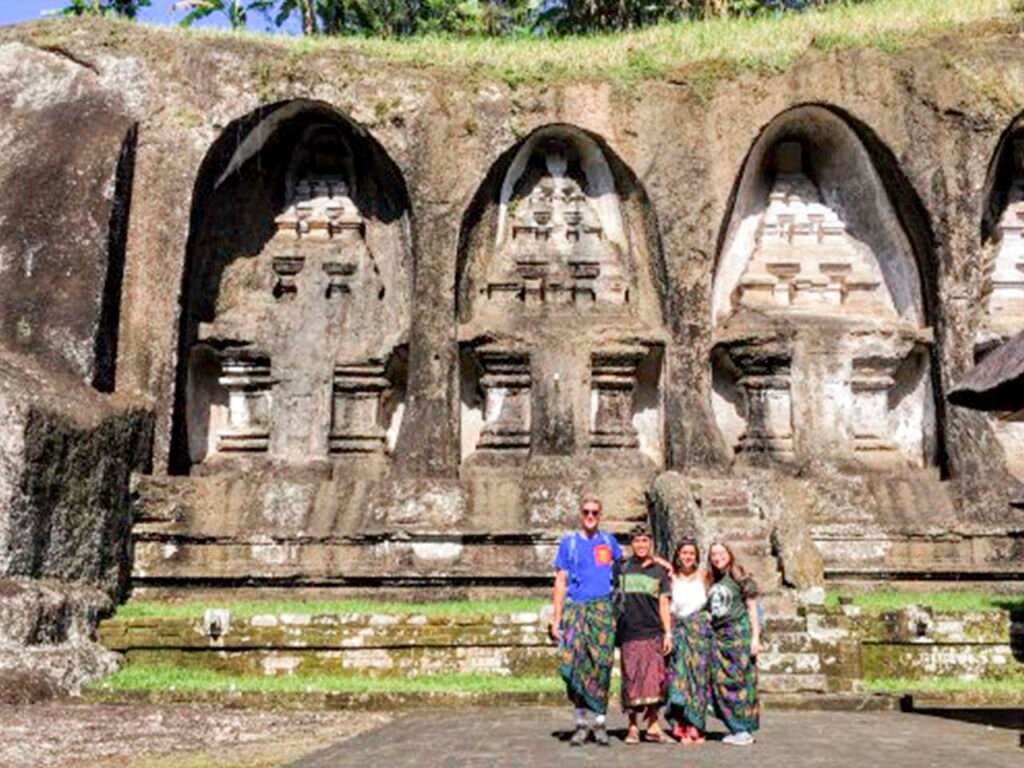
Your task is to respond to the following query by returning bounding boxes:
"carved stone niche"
[217,353,274,453]
[735,141,888,318]
[329,362,391,454]
[589,348,645,450]
[271,255,304,299]
[724,342,795,460]
[988,138,1024,323]
[474,349,532,452]
[485,139,629,308]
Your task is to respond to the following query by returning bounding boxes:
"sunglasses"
[581,508,602,518]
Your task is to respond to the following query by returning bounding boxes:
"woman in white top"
[665,537,712,745]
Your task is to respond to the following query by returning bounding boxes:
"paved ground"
[289,708,1023,768]
[0,703,389,768]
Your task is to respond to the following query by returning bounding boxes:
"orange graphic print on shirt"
[593,544,613,566]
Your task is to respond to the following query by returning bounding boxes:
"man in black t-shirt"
[614,525,672,744]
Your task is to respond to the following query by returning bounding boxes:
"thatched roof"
[948,330,1024,412]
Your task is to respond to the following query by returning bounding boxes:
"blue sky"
[0,0,291,31]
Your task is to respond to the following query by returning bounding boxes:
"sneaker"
[593,724,610,746]
[722,731,754,746]
[569,725,588,747]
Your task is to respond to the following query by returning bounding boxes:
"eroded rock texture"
[2,17,1024,607]
[0,579,118,704]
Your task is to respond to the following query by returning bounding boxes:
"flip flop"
[644,729,670,744]
[625,728,640,745]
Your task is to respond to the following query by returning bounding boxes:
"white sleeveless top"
[671,573,708,618]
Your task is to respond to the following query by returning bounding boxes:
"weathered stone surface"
[0,41,143,386]
[0,579,119,702]
[0,347,152,594]
[2,17,1024,595]
[0,354,151,592]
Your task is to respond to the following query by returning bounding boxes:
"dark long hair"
[672,537,711,588]
[708,540,750,584]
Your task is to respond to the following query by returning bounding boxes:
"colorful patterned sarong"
[666,610,712,730]
[558,597,615,714]
[620,636,666,710]
[710,613,760,733]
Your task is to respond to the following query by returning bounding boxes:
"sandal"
[644,728,670,744]
[625,726,640,745]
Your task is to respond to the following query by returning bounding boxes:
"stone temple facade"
[1,20,1024,603]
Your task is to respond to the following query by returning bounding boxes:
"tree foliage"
[56,0,854,35]
[54,0,151,17]
[171,0,276,29]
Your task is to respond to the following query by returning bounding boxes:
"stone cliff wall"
[2,18,1024,592]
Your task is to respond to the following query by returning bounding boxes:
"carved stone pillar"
[329,363,390,454]
[850,355,901,458]
[728,345,794,459]
[589,349,642,450]
[217,355,273,452]
[476,350,531,452]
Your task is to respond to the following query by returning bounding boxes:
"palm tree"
[172,0,274,29]
[55,0,151,17]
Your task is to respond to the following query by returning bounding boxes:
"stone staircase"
[689,480,782,594]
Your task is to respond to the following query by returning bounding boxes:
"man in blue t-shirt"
[550,495,622,747]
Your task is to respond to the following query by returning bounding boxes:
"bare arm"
[659,593,673,655]
[550,570,567,642]
[746,597,761,656]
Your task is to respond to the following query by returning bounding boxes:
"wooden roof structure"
[948,330,1024,413]
[948,330,1024,507]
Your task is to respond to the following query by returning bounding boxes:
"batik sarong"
[558,596,615,714]
[620,636,666,710]
[666,610,712,730]
[710,613,759,733]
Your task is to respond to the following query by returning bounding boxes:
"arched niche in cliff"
[711,105,938,470]
[169,100,413,474]
[456,124,668,467]
[976,116,1024,479]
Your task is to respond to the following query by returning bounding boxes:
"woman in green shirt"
[707,541,760,746]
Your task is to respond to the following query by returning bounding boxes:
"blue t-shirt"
[554,531,623,603]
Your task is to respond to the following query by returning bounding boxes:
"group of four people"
[550,495,761,747]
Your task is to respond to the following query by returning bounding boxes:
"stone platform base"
[96,600,1024,707]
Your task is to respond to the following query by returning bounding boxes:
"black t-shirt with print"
[614,557,671,643]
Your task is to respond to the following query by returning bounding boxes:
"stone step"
[757,652,823,675]
[762,616,808,634]
[704,505,757,518]
[84,688,902,712]
[701,491,751,509]
[759,593,798,618]
[762,692,900,711]
[708,522,771,540]
[762,632,818,654]
[759,672,829,694]
[132,531,565,587]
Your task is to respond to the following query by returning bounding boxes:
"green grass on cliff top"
[114,598,547,620]
[173,0,1017,84]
